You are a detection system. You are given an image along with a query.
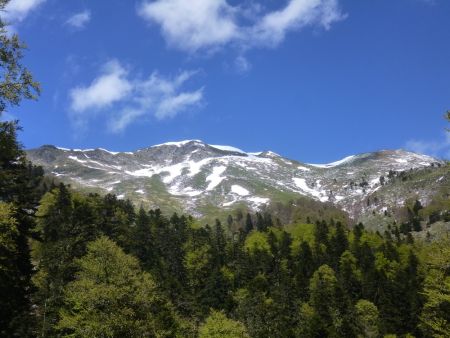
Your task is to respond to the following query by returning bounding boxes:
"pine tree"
[0,121,44,336]
[339,250,362,302]
[245,213,253,234]
[308,264,339,336]
[255,212,265,232]
[293,240,315,300]
[130,206,155,271]
[330,221,349,269]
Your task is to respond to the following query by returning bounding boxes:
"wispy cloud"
[234,55,252,73]
[66,10,91,30]
[246,0,346,48]
[108,70,204,132]
[405,133,450,159]
[69,60,204,133]
[2,0,46,24]
[138,0,346,53]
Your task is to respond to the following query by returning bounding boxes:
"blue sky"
[2,0,449,163]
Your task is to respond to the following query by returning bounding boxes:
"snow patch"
[293,178,328,202]
[206,166,227,191]
[231,185,249,196]
[247,197,270,207]
[369,177,380,187]
[297,165,310,171]
[222,200,236,207]
[68,156,87,164]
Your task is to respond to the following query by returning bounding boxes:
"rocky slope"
[26,140,448,222]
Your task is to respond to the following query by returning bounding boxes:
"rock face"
[26,140,448,221]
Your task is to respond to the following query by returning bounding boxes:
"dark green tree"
[245,213,253,234]
[0,120,44,335]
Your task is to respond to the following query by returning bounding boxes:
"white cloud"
[138,0,346,52]
[70,60,132,114]
[66,10,91,29]
[68,60,204,133]
[405,133,450,159]
[3,0,46,23]
[138,0,238,52]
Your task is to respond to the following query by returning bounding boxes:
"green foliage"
[244,230,270,254]
[0,1,40,115]
[419,238,450,337]
[286,222,315,253]
[308,265,339,334]
[0,202,21,333]
[57,236,180,337]
[199,310,249,338]
[0,121,45,336]
[297,302,321,337]
[268,196,349,225]
[0,202,18,257]
[355,299,379,338]
[339,250,362,301]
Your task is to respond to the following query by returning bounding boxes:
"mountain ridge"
[26,140,448,224]
[39,139,442,166]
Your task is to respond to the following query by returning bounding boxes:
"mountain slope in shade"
[26,140,448,222]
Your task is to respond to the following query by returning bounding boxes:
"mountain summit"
[27,140,447,222]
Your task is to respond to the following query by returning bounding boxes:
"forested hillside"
[1,121,450,337]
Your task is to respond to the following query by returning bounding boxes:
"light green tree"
[57,236,180,337]
[419,238,450,337]
[0,202,17,261]
[355,299,379,338]
[199,310,249,338]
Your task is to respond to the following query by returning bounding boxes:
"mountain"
[26,140,448,224]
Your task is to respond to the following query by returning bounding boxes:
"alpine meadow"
[0,1,449,338]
